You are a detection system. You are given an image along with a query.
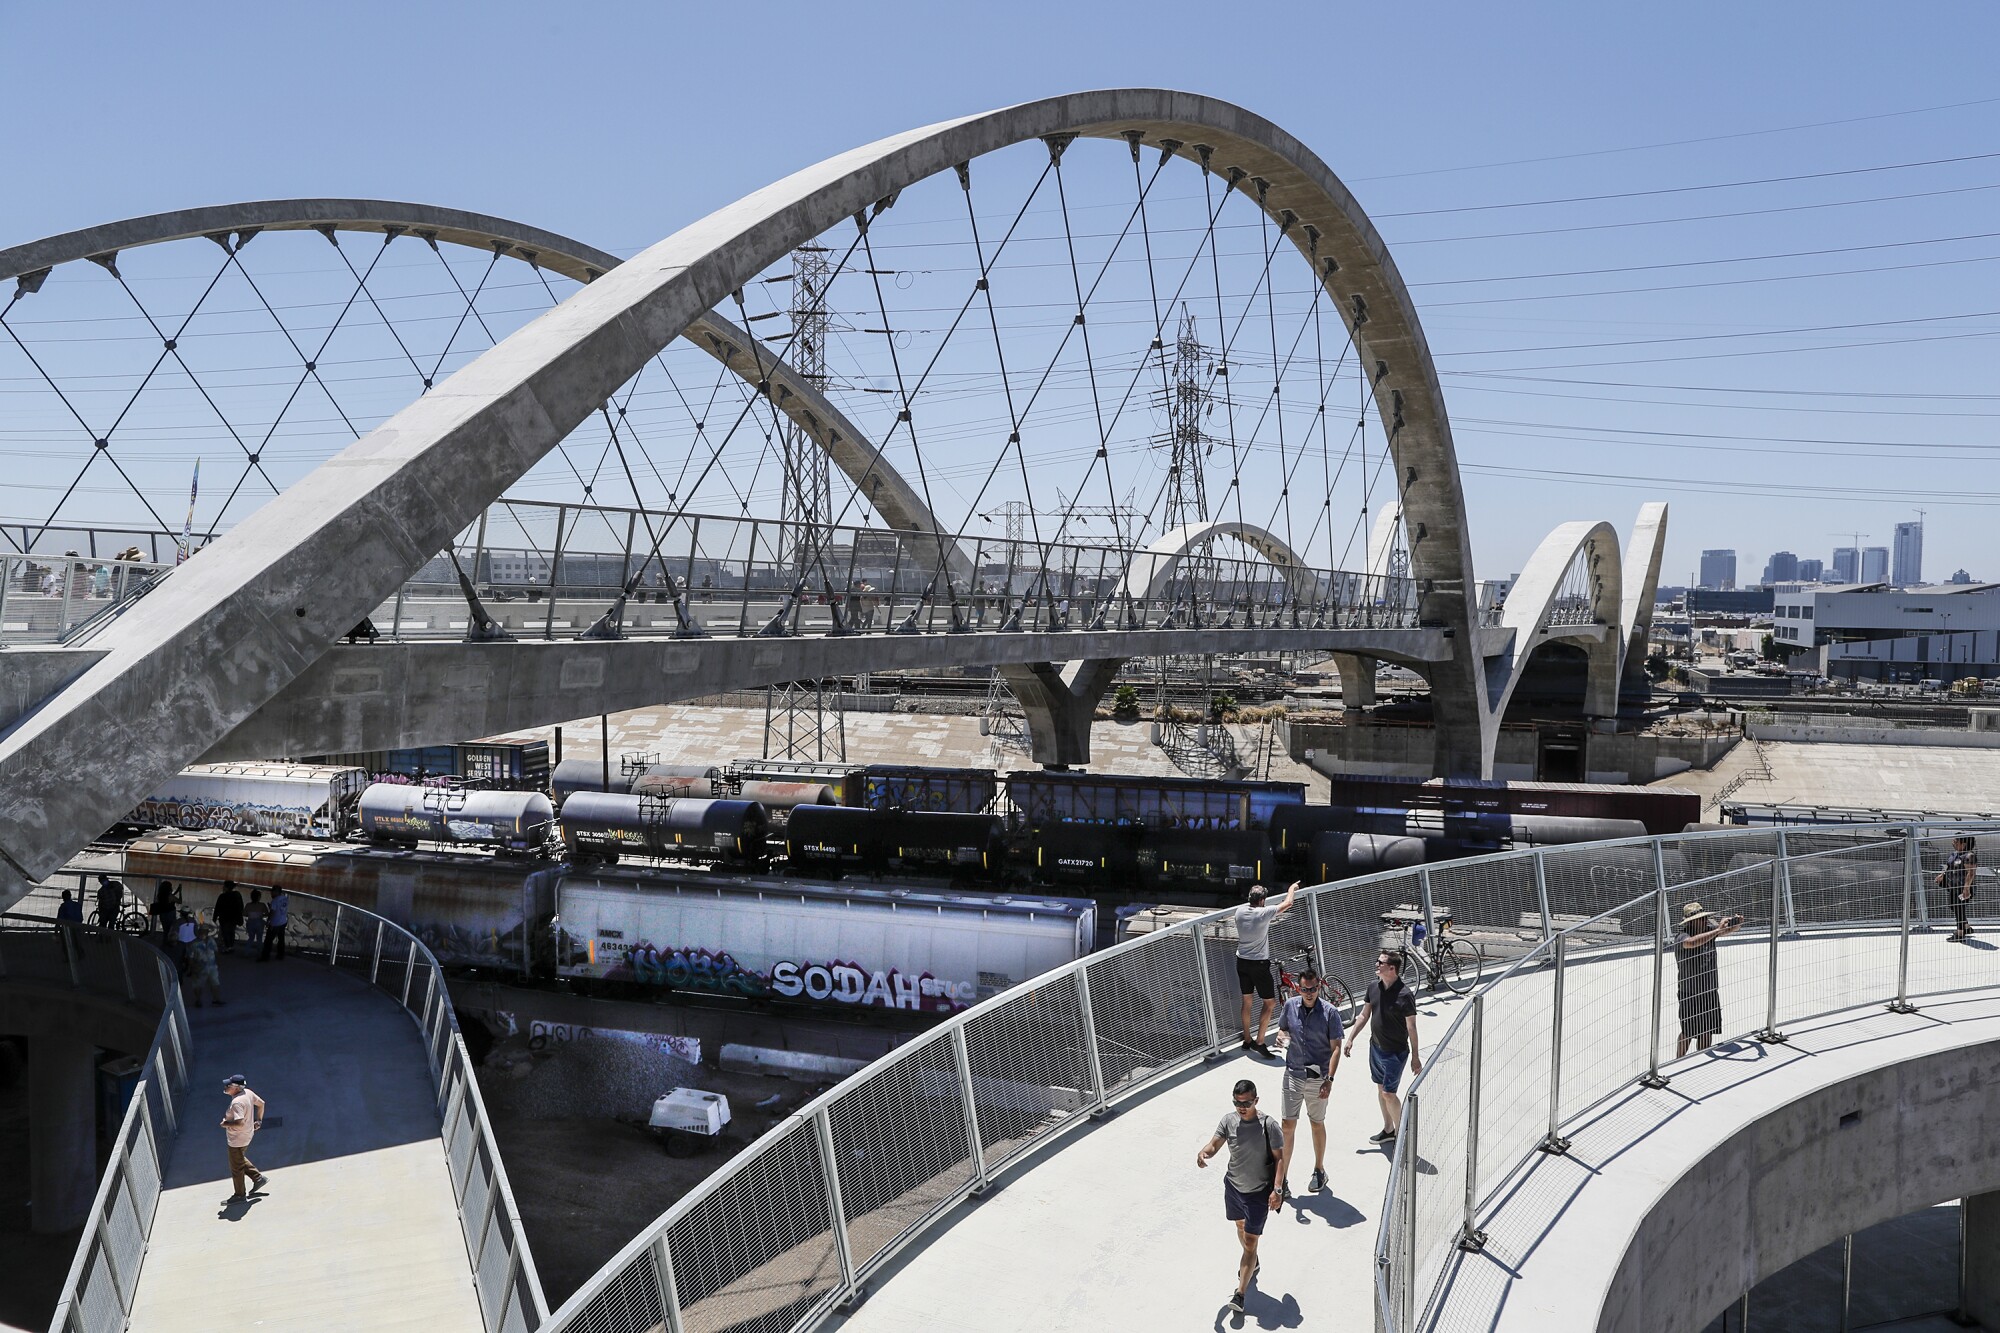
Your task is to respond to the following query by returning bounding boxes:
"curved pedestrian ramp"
[51,894,540,1333]
[830,1040,1417,1332]
[123,956,484,1331]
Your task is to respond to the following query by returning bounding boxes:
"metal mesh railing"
[281,892,549,1333]
[25,916,190,1333]
[1371,821,2000,1332]
[503,822,2000,1333]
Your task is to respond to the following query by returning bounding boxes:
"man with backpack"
[1196,1077,1286,1314]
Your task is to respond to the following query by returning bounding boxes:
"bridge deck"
[832,986,1470,1333]
[126,952,481,1332]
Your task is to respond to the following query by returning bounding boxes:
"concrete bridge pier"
[1330,653,1376,710]
[29,1036,96,1233]
[997,658,1125,768]
[1959,1190,2000,1327]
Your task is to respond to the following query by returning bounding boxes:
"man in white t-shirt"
[1233,881,1299,1056]
[220,1075,269,1201]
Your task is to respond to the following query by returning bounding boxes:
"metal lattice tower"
[1156,308,1215,534]
[1149,310,1240,777]
[765,244,845,761]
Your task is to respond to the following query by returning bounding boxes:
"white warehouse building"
[1773,582,2000,683]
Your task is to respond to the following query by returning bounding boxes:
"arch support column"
[1330,654,1376,709]
[998,659,1125,769]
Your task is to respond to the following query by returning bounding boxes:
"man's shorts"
[1281,1070,1332,1122]
[1236,956,1276,999]
[1223,1179,1272,1235]
[1369,1044,1410,1094]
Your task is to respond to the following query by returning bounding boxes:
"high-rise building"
[1952,568,1975,585]
[1699,549,1736,590]
[1861,546,1889,583]
[1798,558,1824,582]
[1832,547,1859,583]
[1763,551,1799,583]
[1893,520,1924,586]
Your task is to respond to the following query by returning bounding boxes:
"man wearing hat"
[1675,902,1745,1058]
[220,1075,269,1200]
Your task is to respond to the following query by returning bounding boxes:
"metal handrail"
[542,821,1944,1333]
[18,912,189,1333]
[277,891,550,1331]
[1373,820,1999,1332]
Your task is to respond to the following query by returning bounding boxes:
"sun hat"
[1681,901,1711,924]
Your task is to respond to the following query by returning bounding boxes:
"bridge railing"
[0,552,176,645]
[281,892,550,1332]
[362,499,1428,641]
[1373,822,1998,1332]
[20,915,191,1333]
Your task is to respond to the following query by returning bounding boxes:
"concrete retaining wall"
[1280,717,1737,783]
[1598,1038,2000,1333]
[1746,719,2000,748]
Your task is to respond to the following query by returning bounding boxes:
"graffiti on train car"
[591,936,975,1012]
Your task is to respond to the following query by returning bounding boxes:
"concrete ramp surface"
[125,956,482,1332]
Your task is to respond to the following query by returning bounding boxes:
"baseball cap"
[223,1074,247,1088]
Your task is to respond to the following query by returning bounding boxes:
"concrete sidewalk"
[126,952,482,1332]
[833,988,1466,1332]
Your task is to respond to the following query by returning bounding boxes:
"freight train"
[120,831,1092,1020]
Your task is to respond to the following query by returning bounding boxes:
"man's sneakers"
[249,1172,268,1191]
[1241,1037,1274,1058]
[1309,1167,1328,1193]
[1227,1289,1245,1313]
[1369,1128,1397,1145]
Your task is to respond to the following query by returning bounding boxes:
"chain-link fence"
[24,915,190,1333]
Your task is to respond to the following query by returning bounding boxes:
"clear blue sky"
[5,0,1999,584]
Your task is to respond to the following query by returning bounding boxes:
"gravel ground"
[474,1034,809,1307]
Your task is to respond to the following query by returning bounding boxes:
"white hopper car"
[123,762,369,839]
[556,871,1095,1016]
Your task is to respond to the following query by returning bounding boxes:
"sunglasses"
[1232,1097,1257,1108]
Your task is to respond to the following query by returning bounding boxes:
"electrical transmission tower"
[1148,309,1242,778]
[764,244,846,762]
[1157,307,1216,535]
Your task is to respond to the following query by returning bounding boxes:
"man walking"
[1344,952,1421,1146]
[259,888,289,962]
[214,880,245,955]
[1274,966,1343,1196]
[1234,881,1300,1055]
[1196,1078,1285,1314]
[220,1075,268,1201]
[94,874,125,928]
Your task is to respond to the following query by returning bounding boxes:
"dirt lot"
[474,1033,810,1306]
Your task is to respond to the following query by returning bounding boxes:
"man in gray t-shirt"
[1197,1077,1286,1313]
[1234,881,1300,1056]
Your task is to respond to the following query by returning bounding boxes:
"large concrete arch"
[0,92,1484,887]
[1484,520,1625,731]
[0,200,957,554]
[1620,501,1670,689]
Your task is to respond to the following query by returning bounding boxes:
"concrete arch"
[0,91,1483,885]
[0,200,957,553]
[1485,520,1625,726]
[1621,501,1670,685]
[1118,519,1326,606]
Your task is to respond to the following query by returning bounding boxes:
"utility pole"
[764,244,846,762]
